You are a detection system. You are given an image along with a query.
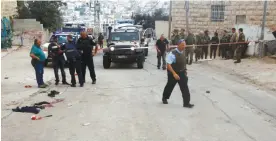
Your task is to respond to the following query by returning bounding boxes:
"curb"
[1,46,22,59]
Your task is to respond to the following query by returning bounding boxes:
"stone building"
[1,0,17,18]
[171,1,276,34]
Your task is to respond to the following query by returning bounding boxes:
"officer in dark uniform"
[162,39,194,108]
[77,31,98,84]
[48,36,69,85]
[64,35,84,87]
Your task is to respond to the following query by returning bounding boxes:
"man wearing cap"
[48,36,69,85]
[64,35,84,87]
[77,31,98,84]
[162,39,194,108]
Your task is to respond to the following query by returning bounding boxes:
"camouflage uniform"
[201,34,210,59]
[171,29,180,45]
[230,32,238,59]
[235,32,245,63]
[220,34,230,59]
[185,33,195,64]
[179,30,186,40]
[195,34,203,62]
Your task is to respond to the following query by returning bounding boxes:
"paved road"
[2,44,276,141]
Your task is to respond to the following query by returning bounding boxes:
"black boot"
[162,99,168,104]
[71,84,76,87]
[55,81,59,85]
[234,60,241,63]
[183,103,194,108]
[62,81,70,85]
[92,80,96,84]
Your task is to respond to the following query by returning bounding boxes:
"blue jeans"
[34,61,44,86]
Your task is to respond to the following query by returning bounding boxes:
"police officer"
[156,34,169,70]
[234,28,245,63]
[77,31,98,84]
[48,36,69,85]
[64,35,84,87]
[162,39,194,108]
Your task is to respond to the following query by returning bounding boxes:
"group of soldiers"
[171,28,246,64]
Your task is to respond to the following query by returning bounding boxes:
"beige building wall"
[172,1,276,34]
[1,0,17,18]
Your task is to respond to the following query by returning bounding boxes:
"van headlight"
[131,47,135,51]
[110,47,115,51]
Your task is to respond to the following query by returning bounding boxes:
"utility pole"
[260,1,267,57]
[185,0,189,32]
[168,0,172,40]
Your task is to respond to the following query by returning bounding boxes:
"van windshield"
[111,32,139,41]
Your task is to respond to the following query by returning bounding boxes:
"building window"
[236,15,246,24]
[211,5,225,22]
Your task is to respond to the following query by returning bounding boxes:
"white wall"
[155,21,169,39]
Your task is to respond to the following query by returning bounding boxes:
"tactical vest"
[171,49,186,72]
[65,43,80,60]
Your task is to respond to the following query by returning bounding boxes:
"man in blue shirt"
[30,39,48,88]
[162,39,194,108]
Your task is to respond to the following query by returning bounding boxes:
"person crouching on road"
[77,31,98,84]
[48,36,69,85]
[156,34,169,70]
[30,39,48,88]
[162,39,194,108]
[64,35,84,87]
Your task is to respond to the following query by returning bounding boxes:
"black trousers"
[201,46,208,59]
[210,45,217,59]
[157,52,166,68]
[162,71,191,105]
[52,59,66,83]
[68,59,83,85]
[81,56,96,82]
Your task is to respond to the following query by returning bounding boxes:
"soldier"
[194,31,203,62]
[220,30,229,59]
[162,39,194,108]
[234,28,245,63]
[185,30,195,65]
[179,28,186,40]
[201,30,210,59]
[210,32,219,59]
[171,29,180,45]
[230,28,239,59]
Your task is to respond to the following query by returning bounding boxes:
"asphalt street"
[1,44,276,141]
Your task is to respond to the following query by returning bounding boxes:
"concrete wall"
[172,1,276,39]
[12,19,50,47]
[1,0,17,18]
[155,21,170,39]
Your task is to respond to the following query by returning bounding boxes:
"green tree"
[16,1,66,31]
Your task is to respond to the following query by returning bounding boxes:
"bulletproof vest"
[78,37,94,56]
[65,42,80,60]
[171,49,186,72]
[49,43,60,56]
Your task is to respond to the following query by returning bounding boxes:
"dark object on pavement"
[47,90,60,97]
[25,85,32,88]
[206,91,210,93]
[4,77,8,79]
[34,101,50,106]
[12,106,40,114]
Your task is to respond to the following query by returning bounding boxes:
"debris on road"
[47,90,60,97]
[4,77,9,79]
[206,90,210,93]
[24,85,32,88]
[33,101,54,108]
[82,122,90,126]
[12,106,41,114]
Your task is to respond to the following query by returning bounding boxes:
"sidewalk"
[205,57,276,92]
[1,48,55,118]
[1,46,21,58]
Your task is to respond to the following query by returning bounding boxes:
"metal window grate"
[211,5,225,22]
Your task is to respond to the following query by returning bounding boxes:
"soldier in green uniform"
[185,31,195,65]
[171,29,180,45]
[179,28,186,40]
[220,30,229,59]
[234,28,245,63]
[201,30,210,59]
[194,31,203,62]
